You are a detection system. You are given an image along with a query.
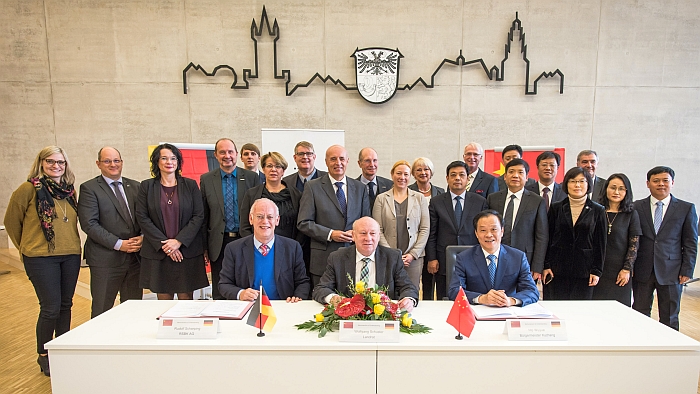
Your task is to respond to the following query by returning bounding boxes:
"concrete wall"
[2,0,700,220]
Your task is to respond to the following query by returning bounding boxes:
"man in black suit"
[282,141,327,193]
[495,145,537,191]
[78,147,142,318]
[312,217,418,309]
[219,198,310,301]
[462,142,498,198]
[487,159,548,280]
[425,161,489,300]
[356,147,393,211]
[633,166,698,330]
[297,145,371,286]
[200,138,261,299]
[240,143,265,183]
[526,151,566,210]
[577,150,605,204]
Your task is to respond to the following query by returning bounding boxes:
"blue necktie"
[654,201,664,234]
[454,195,463,226]
[335,182,347,225]
[487,254,497,288]
[359,257,371,284]
[224,174,235,231]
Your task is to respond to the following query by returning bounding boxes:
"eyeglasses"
[100,159,122,165]
[44,159,66,167]
[159,157,178,162]
[568,179,588,185]
[264,164,284,170]
[463,153,482,158]
[254,214,277,221]
[608,186,627,192]
[295,152,314,157]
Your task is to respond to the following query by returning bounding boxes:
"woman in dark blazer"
[135,143,208,300]
[239,151,303,242]
[408,157,445,201]
[543,167,607,300]
[593,174,641,306]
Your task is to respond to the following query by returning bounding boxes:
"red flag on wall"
[446,287,476,338]
[483,147,566,183]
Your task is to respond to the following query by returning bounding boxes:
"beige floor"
[0,248,699,393]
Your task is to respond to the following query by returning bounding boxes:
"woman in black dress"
[543,167,607,300]
[593,174,641,306]
[135,143,208,300]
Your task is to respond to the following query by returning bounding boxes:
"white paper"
[472,302,554,319]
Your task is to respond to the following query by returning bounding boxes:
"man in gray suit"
[298,145,371,286]
[356,147,393,211]
[200,138,261,300]
[577,150,605,204]
[487,159,548,281]
[312,217,418,309]
[78,147,142,318]
[525,151,566,210]
[283,141,327,193]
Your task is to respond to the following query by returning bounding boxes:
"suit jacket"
[525,182,566,206]
[297,175,371,276]
[372,189,430,260]
[200,167,260,261]
[135,177,204,260]
[425,191,489,274]
[283,169,327,192]
[487,189,549,273]
[357,175,393,211]
[633,196,698,285]
[468,169,499,198]
[497,176,537,192]
[447,245,539,305]
[591,175,606,205]
[408,182,445,197]
[312,245,418,303]
[78,176,141,267]
[544,197,607,278]
[218,235,310,300]
[239,180,304,242]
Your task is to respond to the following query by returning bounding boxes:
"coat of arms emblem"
[352,47,403,104]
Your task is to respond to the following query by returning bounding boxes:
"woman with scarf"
[4,146,81,377]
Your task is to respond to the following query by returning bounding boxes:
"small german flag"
[203,319,214,327]
[246,285,277,332]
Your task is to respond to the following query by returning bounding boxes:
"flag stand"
[257,311,265,337]
[455,319,463,340]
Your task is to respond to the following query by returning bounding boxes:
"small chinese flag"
[246,285,277,332]
[446,287,476,338]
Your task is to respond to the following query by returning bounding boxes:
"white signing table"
[46,300,700,394]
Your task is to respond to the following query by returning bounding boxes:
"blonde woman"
[408,157,445,201]
[373,160,430,289]
[4,146,81,377]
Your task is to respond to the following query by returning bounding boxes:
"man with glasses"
[283,141,327,193]
[200,138,261,300]
[78,147,143,318]
[463,142,498,198]
[219,198,309,301]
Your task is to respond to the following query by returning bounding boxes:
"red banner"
[483,148,566,183]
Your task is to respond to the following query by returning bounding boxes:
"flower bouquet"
[296,275,431,338]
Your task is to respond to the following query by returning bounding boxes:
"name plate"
[506,319,567,341]
[157,318,219,339]
[339,320,400,343]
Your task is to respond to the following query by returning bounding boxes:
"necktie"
[503,195,515,244]
[368,181,376,201]
[259,244,269,256]
[466,173,474,191]
[335,182,347,224]
[299,177,307,192]
[224,174,235,231]
[359,257,371,283]
[654,201,664,234]
[454,196,463,226]
[487,254,497,288]
[111,181,131,219]
[542,187,551,211]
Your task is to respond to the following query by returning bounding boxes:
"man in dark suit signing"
[448,210,539,306]
[633,166,698,330]
[525,151,566,210]
[200,138,261,299]
[425,161,489,300]
[78,147,142,318]
[298,145,371,286]
[312,217,418,310]
[219,198,310,302]
[577,150,605,204]
[356,147,393,211]
[462,142,498,198]
[487,159,548,281]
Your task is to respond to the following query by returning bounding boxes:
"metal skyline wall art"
[182,7,564,104]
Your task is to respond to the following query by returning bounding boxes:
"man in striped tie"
[633,166,698,330]
[447,210,539,306]
[311,217,418,310]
